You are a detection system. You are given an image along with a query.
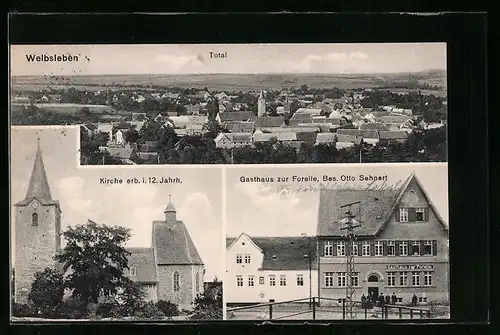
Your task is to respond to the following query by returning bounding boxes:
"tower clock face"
[31,201,38,209]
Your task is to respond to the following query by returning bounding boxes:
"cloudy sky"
[10,126,223,280]
[11,43,446,76]
[226,164,449,238]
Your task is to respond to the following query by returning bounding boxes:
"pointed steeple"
[25,139,53,202]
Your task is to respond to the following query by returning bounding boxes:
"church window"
[173,271,180,292]
[196,272,200,292]
[32,213,38,226]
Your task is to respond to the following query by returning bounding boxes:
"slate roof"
[254,132,297,142]
[226,133,253,143]
[84,123,98,131]
[253,117,285,128]
[379,115,412,124]
[316,133,337,143]
[153,220,204,265]
[219,111,255,122]
[335,134,357,143]
[379,131,408,140]
[226,236,318,270]
[317,174,448,238]
[106,147,134,159]
[295,108,323,115]
[295,131,318,143]
[16,143,60,207]
[225,121,255,133]
[360,130,380,139]
[360,122,389,131]
[126,247,158,283]
[337,129,363,137]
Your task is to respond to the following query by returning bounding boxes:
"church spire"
[25,139,53,201]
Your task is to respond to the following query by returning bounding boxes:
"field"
[11,71,447,93]
[10,102,117,114]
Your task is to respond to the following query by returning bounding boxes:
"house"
[253,117,285,129]
[226,233,318,304]
[315,133,337,145]
[97,123,113,142]
[335,134,359,149]
[216,111,255,124]
[214,133,253,149]
[81,123,98,137]
[316,173,449,305]
[379,131,409,145]
[360,130,380,146]
[294,108,323,116]
[295,131,318,145]
[253,132,297,143]
[360,122,389,131]
[105,146,138,163]
[225,121,255,133]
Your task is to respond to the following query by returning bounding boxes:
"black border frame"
[7,12,489,332]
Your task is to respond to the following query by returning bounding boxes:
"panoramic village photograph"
[9,43,447,165]
[224,164,450,320]
[10,126,224,321]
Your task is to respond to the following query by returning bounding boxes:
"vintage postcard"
[225,164,449,320]
[9,42,450,323]
[10,126,224,321]
[10,43,447,165]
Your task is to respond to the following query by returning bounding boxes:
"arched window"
[196,272,200,293]
[368,274,379,282]
[32,213,38,226]
[173,271,180,292]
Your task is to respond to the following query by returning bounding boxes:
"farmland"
[11,70,447,93]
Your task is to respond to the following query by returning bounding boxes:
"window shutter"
[425,207,429,222]
[420,240,425,256]
[370,242,375,256]
[395,241,400,256]
[383,241,388,256]
[333,241,337,256]
[432,240,438,256]
[320,241,325,257]
[358,241,363,255]
[395,205,400,222]
[408,208,416,222]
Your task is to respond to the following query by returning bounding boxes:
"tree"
[156,300,179,317]
[202,119,227,139]
[124,128,140,144]
[28,268,65,313]
[55,220,136,304]
[190,278,223,320]
[301,84,309,94]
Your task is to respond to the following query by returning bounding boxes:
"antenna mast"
[339,201,362,319]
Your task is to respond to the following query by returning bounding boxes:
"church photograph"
[225,164,449,320]
[10,126,224,321]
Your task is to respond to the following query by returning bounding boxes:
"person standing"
[391,292,397,305]
[412,294,418,307]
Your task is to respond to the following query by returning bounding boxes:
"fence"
[226,297,432,321]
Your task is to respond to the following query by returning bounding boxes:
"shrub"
[135,301,165,320]
[28,268,65,314]
[12,302,35,317]
[156,300,179,317]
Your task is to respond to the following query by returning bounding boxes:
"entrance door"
[368,287,379,301]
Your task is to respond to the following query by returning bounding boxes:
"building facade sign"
[385,264,434,271]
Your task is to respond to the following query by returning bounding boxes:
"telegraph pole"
[339,201,362,320]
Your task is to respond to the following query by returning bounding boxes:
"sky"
[10,43,446,76]
[10,126,223,281]
[225,164,449,238]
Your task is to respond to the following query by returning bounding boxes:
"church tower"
[257,90,266,117]
[14,140,62,304]
[164,195,177,224]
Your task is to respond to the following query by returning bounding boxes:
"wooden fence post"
[312,297,316,320]
[342,299,346,319]
[269,299,274,320]
[410,309,413,319]
[399,307,402,319]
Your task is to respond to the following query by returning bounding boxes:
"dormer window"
[32,213,38,226]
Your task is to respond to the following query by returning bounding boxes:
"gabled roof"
[379,131,408,140]
[226,235,317,271]
[254,132,297,142]
[316,133,337,143]
[153,220,204,265]
[337,129,363,137]
[253,117,285,128]
[106,147,134,159]
[295,131,318,143]
[379,115,412,124]
[317,173,448,238]
[225,121,255,133]
[126,247,157,283]
[360,122,388,131]
[219,111,255,122]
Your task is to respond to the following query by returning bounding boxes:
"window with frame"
[248,275,254,287]
[324,272,334,287]
[196,272,200,292]
[32,213,38,226]
[399,272,408,286]
[387,272,396,286]
[351,272,359,287]
[324,241,333,257]
[236,275,243,287]
[173,271,180,291]
[269,275,276,286]
[337,272,347,287]
[349,242,358,256]
[362,241,370,256]
[280,275,287,286]
[236,254,242,264]
[411,241,420,255]
[387,241,396,256]
[399,208,409,222]
[259,276,264,285]
[296,274,304,286]
[411,271,420,286]
[129,266,136,276]
[375,241,383,256]
[424,271,432,286]
[337,241,345,256]
[423,241,433,255]
[244,254,251,264]
[399,241,408,256]
[419,296,428,303]
[416,207,425,222]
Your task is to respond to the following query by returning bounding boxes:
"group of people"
[360,292,420,308]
